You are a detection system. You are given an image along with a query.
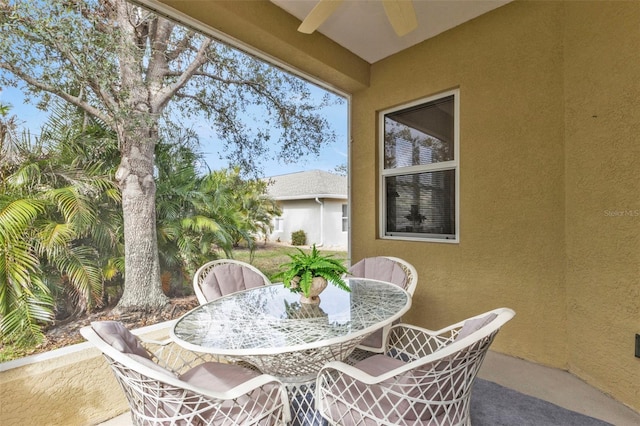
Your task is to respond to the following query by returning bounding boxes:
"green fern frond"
[274,244,349,297]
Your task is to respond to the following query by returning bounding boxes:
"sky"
[194,83,349,178]
[0,80,349,179]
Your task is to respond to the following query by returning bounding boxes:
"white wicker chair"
[193,259,271,305]
[347,256,418,357]
[81,321,290,425]
[316,308,515,426]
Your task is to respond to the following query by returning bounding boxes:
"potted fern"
[274,244,350,304]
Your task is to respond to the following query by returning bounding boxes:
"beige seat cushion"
[349,257,409,349]
[328,354,423,422]
[180,362,279,424]
[91,321,152,359]
[180,362,261,391]
[327,353,458,423]
[201,264,266,301]
[354,353,407,376]
[455,312,497,341]
[348,257,408,289]
[358,328,385,350]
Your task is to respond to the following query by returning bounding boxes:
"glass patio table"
[171,277,411,425]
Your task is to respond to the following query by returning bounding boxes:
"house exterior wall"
[272,199,321,245]
[322,199,348,249]
[270,198,347,249]
[350,0,639,411]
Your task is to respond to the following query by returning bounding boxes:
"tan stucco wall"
[349,0,639,412]
[0,322,171,425]
[563,1,640,408]
[352,0,568,359]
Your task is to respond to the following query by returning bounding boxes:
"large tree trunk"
[114,124,168,311]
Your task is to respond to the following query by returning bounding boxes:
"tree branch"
[115,0,146,95]
[146,17,173,95]
[152,37,212,112]
[166,31,197,62]
[0,62,113,127]
[14,10,120,115]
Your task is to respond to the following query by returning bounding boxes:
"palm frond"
[46,186,96,232]
[54,245,103,311]
[0,290,53,346]
[6,162,42,191]
[36,221,76,256]
[0,248,53,346]
[0,198,45,243]
[180,215,223,233]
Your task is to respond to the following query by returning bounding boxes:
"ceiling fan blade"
[298,0,344,34]
[382,0,418,37]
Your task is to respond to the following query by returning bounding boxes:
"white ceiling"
[271,0,512,63]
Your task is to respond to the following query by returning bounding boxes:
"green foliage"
[155,131,280,292]
[273,244,349,297]
[0,102,120,345]
[0,196,52,347]
[0,100,282,349]
[1,0,341,314]
[291,230,307,246]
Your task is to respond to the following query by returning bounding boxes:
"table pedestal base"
[282,377,328,426]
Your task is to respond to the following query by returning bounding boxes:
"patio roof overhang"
[134,0,370,95]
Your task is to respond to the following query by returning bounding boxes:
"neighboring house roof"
[265,170,347,201]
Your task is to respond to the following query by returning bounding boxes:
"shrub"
[291,230,307,246]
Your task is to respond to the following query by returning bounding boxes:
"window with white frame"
[274,217,284,232]
[380,90,459,242]
[341,204,348,232]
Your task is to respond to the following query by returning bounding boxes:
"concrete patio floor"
[478,352,639,425]
[97,351,640,426]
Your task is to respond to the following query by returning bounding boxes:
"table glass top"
[172,278,410,355]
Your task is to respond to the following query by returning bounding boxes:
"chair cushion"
[91,321,152,359]
[358,328,384,349]
[348,257,408,289]
[351,354,423,421]
[355,353,407,376]
[180,362,262,392]
[179,362,281,424]
[349,257,409,351]
[201,263,266,301]
[456,312,498,341]
[335,354,456,422]
[325,313,502,425]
